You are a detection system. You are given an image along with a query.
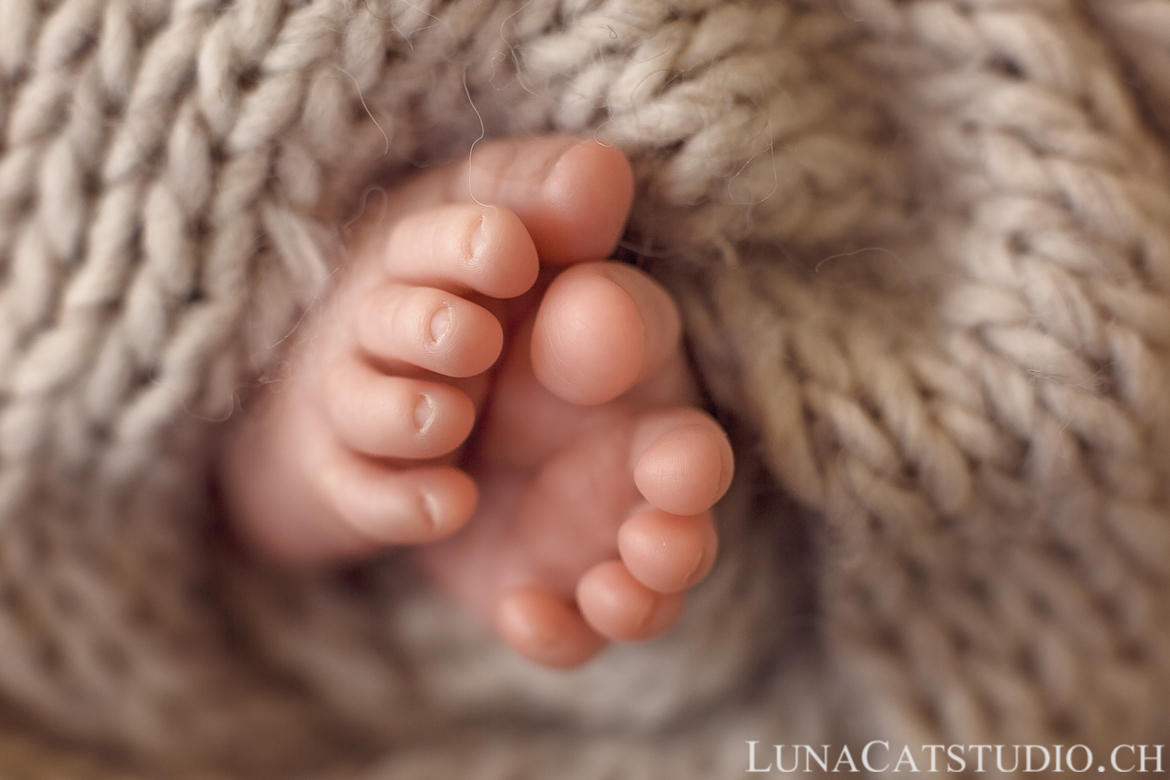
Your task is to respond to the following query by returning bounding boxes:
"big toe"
[378,136,633,268]
[531,263,682,406]
[466,137,635,265]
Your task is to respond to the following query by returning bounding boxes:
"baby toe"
[496,587,606,668]
[356,283,503,378]
[631,409,734,517]
[577,561,686,642]
[618,508,718,594]
[317,461,478,551]
[324,359,476,459]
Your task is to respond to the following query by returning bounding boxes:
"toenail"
[414,394,435,432]
[634,595,655,630]
[469,216,486,259]
[682,548,705,587]
[429,304,451,343]
[542,141,579,183]
[420,491,440,531]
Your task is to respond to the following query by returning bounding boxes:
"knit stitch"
[0,0,1168,776]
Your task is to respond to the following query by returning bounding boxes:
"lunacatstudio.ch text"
[746,741,1164,774]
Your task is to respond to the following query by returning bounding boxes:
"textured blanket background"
[1,0,1169,776]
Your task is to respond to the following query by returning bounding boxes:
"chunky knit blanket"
[2,0,1170,776]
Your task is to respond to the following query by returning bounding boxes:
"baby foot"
[218,137,733,667]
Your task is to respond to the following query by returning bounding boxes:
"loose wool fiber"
[1,0,1170,776]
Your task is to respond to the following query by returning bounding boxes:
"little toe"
[577,561,687,642]
[496,587,606,668]
[319,460,478,550]
[324,359,475,459]
[356,282,503,378]
[618,508,718,594]
[530,263,681,406]
[631,409,735,517]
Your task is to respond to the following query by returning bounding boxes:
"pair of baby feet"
[219,136,733,668]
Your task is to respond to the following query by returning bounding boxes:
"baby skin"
[219,136,733,668]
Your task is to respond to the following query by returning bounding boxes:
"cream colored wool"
[1,0,1169,776]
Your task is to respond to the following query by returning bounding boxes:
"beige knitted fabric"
[1,0,1169,776]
